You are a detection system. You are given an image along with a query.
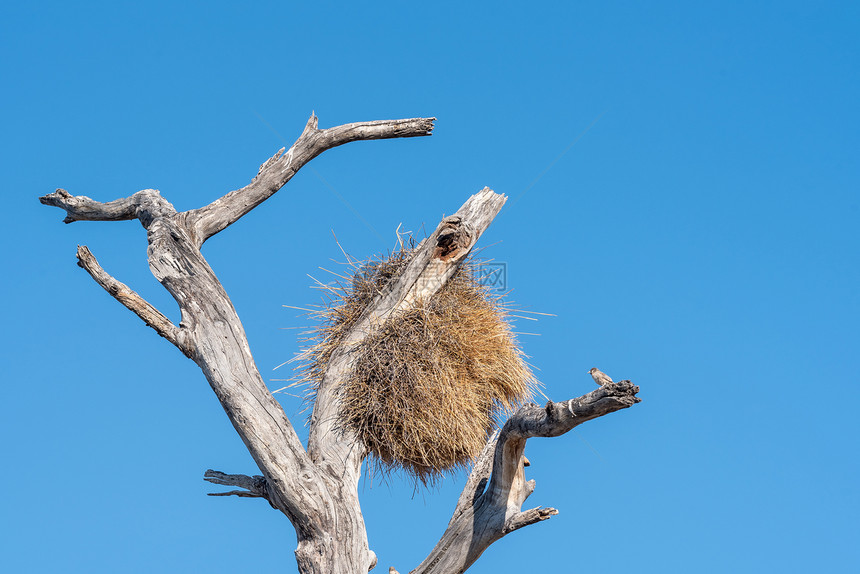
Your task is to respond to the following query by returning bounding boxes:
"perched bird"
[588,367,614,386]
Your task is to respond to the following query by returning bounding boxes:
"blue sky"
[2,1,858,572]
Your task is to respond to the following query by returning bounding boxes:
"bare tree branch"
[75,245,189,355]
[503,506,558,533]
[203,469,265,489]
[411,382,640,574]
[39,188,176,224]
[504,381,641,440]
[204,470,269,500]
[185,114,435,246]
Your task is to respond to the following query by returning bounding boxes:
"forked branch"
[411,382,640,574]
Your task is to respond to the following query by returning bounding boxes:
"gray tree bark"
[41,113,640,574]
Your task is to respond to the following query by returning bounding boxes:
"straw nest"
[303,247,536,484]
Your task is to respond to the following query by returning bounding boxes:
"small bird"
[588,367,614,386]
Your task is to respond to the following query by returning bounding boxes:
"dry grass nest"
[302,246,536,484]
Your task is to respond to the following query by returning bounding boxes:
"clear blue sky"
[2,1,858,572]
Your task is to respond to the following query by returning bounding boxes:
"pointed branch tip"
[73,245,186,354]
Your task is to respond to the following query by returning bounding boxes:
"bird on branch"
[588,367,614,386]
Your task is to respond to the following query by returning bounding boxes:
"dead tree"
[40,114,640,574]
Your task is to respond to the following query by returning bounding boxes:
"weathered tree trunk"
[41,113,639,574]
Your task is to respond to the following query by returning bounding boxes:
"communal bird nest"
[303,246,536,484]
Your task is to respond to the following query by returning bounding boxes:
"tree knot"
[434,216,474,261]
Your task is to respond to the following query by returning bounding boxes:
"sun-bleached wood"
[410,382,640,574]
[203,470,268,500]
[73,245,189,354]
[40,113,640,574]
